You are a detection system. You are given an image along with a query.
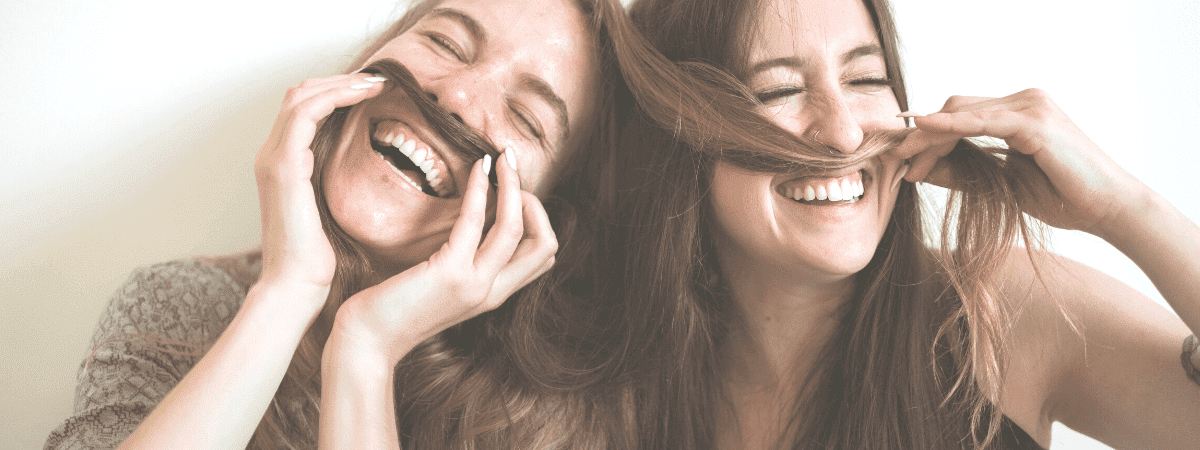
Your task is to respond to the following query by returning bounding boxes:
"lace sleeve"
[43,259,250,450]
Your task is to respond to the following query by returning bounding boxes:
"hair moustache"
[361,58,502,182]
[720,127,915,175]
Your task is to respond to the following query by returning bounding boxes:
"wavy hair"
[571,0,1059,448]
[246,0,656,448]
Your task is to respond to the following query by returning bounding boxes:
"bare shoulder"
[995,249,1198,447]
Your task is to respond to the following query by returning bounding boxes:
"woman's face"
[709,0,906,281]
[323,0,599,273]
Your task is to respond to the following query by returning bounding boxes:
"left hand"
[890,88,1145,234]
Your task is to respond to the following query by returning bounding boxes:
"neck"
[715,242,853,393]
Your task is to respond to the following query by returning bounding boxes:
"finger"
[444,157,492,259]
[920,157,957,190]
[282,73,389,111]
[904,136,960,183]
[887,128,959,161]
[474,147,525,273]
[279,80,388,155]
[938,95,997,112]
[911,110,1030,143]
[487,192,559,302]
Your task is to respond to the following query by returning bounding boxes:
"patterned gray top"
[44,252,262,450]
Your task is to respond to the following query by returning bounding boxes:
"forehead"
[751,0,880,58]
[429,0,601,122]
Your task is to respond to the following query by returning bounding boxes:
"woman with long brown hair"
[587,0,1200,447]
[44,0,649,448]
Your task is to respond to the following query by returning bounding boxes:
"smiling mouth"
[776,170,867,205]
[369,119,456,198]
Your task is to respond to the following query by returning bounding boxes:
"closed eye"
[756,85,804,104]
[511,105,545,141]
[427,34,466,62]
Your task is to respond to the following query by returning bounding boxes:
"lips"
[369,119,457,198]
[776,170,867,205]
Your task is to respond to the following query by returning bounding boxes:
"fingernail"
[349,83,374,90]
[363,76,387,83]
[504,147,518,171]
[482,154,492,176]
[896,111,925,118]
[891,164,910,193]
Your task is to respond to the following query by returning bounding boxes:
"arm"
[317,150,557,450]
[113,73,390,450]
[894,89,1200,447]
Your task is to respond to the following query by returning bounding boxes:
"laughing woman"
[590,0,1200,448]
[44,0,646,448]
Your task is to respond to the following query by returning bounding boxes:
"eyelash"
[428,34,465,62]
[754,77,892,103]
[512,106,544,141]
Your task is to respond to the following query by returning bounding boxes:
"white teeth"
[815,185,827,201]
[827,182,843,202]
[792,187,803,201]
[412,148,427,164]
[840,179,852,199]
[391,133,405,148]
[420,159,434,173]
[398,139,415,157]
[426,168,439,182]
[804,185,816,201]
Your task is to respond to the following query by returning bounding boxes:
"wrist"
[1090,186,1167,246]
[246,280,330,322]
[327,303,421,367]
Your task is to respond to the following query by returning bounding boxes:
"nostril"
[450,113,463,123]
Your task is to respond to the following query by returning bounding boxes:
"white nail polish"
[482,155,493,176]
[363,76,387,83]
[350,83,373,90]
[504,147,518,171]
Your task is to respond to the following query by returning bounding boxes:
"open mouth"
[369,119,457,198]
[776,170,867,206]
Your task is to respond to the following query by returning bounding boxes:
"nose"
[422,71,500,131]
[803,91,864,154]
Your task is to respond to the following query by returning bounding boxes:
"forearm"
[118,283,324,450]
[1099,189,1200,334]
[318,324,408,450]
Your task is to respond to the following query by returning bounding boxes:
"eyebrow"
[518,74,570,151]
[427,7,487,47]
[749,44,885,75]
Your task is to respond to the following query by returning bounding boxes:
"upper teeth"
[784,176,864,202]
[374,125,450,197]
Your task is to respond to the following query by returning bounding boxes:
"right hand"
[330,149,559,365]
[253,73,388,310]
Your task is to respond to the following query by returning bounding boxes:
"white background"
[2,1,1196,448]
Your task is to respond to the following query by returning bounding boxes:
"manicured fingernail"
[891,164,910,193]
[896,111,925,118]
[363,76,387,83]
[504,147,518,171]
[482,154,492,176]
[350,83,374,90]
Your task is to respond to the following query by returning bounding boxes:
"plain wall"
[2,0,1196,449]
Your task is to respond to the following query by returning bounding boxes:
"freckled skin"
[321,0,600,276]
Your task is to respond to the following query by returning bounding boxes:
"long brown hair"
[577,0,1056,447]
[247,0,661,448]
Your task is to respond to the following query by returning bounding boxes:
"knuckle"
[943,95,966,110]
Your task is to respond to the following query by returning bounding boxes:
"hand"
[890,88,1145,234]
[253,73,388,308]
[329,148,558,364]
